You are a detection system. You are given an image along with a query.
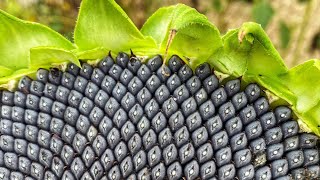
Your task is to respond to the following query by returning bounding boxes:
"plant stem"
[291,0,314,66]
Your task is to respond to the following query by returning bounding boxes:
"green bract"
[0,0,319,136]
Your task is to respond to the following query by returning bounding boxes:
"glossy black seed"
[218,164,236,180]
[104,97,119,118]
[120,69,133,86]
[271,159,288,178]
[39,148,53,167]
[225,79,241,97]
[1,91,14,106]
[255,166,272,180]
[12,123,25,138]
[137,116,150,136]
[307,165,320,179]
[200,160,216,179]
[162,144,178,165]
[18,76,32,91]
[133,150,147,171]
[211,87,228,107]
[266,143,284,161]
[162,98,178,118]
[120,121,135,142]
[100,149,115,171]
[174,126,190,147]
[52,101,66,118]
[39,97,53,114]
[286,150,304,169]
[60,145,74,165]
[111,82,127,102]
[43,83,57,99]
[143,129,157,150]
[37,113,51,130]
[158,128,172,148]
[11,106,24,122]
[107,128,120,149]
[146,75,161,94]
[0,167,10,179]
[274,106,292,123]
[147,55,162,72]
[284,135,299,152]
[52,157,65,177]
[11,171,24,180]
[126,104,142,124]
[168,55,184,72]
[61,72,75,89]
[191,126,208,147]
[166,74,181,93]
[84,82,99,100]
[167,162,182,180]
[151,163,166,180]
[66,63,80,76]
[18,156,31,174]
[195,63,210,80]
[219,101,235,122]
[25,125,38,142]
[186,112,202,132]
[259,112,277,131]
[225,117,243,137]
[178,64,192,83]
[254,97,269,116]
[100,76,115,95]
[121,92,135,112]
[81,172,93,180]
[24,109,38,125]
[127,57,142,74]
[73,134,87,154]
[245,121,262,140]
[211,130,228,151]
[138,168,151,180]
[120,156,133,178]
[71,157,85,179]
[215,147,232,167]
[245,83,261,103]
[232,92,248,111]
[203,74,219,94]
[144,99,159,119]
[168,111,184,131]
[172,85,189,105]
[181,97,197,117]
[281,120,299,138]
[116,52,129,68]
[156,65,171,82]
[184,160,199,179]
[30,81,44,96]
[265,127,283,145]
[82,146,95,167]
[99,56,114,74]
[299,133,318,148]
[94,90,109,109]
[239,106,256,125]
[230,133,248,152]
[206,115,223,136]
[80,63,94,80]
[55,86,70,104]
[49,118,63,136]
[1,105,12,119]
[137,64,152,82]
[30,162,44,179]
[113,108,127,128]
[91,68,105,86]
[194,88,208,106]
[38,130,51,148]
[155,85,170,105]
[49,136,63,154]
[234,148,252,168]
[86,126,98,143]
[62,125,76,144]
[27,143,40,161]
[303,149,319,166]
[147,146,161,167]
[0,135,14,152]
[26,94,40,111]
[186,76,201,95]
[0,119,13,135]
[14,91,26,107]
[237,164,254,180]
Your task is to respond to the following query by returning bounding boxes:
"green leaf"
[0,10,74,70]
[279,21,291,49]
[252,1,274,29]
[30,47,81,68]
[211,22,288,78]
[141,4,222,67]
[0,68,37,91]
[279,60,320,136]
[0,66,14,78]
[74,0,157,59]
[75,47,110,60]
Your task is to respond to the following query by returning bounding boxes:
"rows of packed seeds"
[0,52,319,180]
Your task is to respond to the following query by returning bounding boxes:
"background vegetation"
[0,0,319,67]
